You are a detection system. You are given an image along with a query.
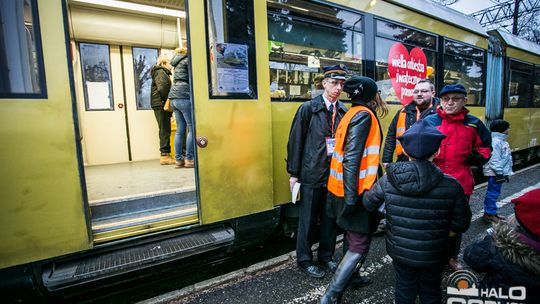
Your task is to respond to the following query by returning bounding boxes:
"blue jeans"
[484,176,503,215]
[171,99,194,161]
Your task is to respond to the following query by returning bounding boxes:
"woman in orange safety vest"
[321,76,388,304]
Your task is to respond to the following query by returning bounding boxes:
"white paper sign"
[292,182,301,204]
[87,82,111,110]
[308,55,320,68]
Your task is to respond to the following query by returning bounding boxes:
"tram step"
[41,226,235,291]
[90,188,196,221]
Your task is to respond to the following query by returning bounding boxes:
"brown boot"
[160,154,175,165]
[184,159,195,168]
[175,160,185,168]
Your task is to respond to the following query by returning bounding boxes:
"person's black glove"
[505,175,510,183]
[466,150,488,166]
[495,174,505,183]
[342,204,356,216]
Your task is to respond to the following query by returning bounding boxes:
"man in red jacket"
[424,83,492,271]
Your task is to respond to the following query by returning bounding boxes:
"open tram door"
[186,0,274,223]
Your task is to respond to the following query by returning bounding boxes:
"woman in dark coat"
[321,76,387,304]
[150,55,173,165]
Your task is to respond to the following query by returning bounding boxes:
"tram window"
[374,21,437,104]
[443,40,485,106]
[0,0,46,98]
[507,60,533,108]
[79,43,114,111]
[132,47,158,110]
[205,0,257,99]
[534,66,540,107]
[267,0,363,101]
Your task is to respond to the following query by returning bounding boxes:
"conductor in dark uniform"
[286,64,349,278]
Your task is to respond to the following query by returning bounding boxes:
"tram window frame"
[204,0,258,100]
[442,38,485,106]
[507,59,534,108]
[132,47,158,110]
[79,43,114,111]
[267,0,364,102]
[374,19,438,104]
[0,0,47,99]
[534,65,540,108]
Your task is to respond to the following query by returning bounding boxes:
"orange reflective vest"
[395,106,422,157]
[328,105,381,197]
[395,110,407,157]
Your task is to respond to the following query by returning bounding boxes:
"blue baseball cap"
[439,84,467,97]
[322,64,349,80]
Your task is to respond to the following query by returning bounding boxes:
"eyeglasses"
[441,96,465,102]
[325,80,344,87]
[413,89,431,94]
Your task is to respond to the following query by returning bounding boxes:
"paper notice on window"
[292,182,301,204]
[308,55,320,68]
[289,85,301,96]
[216,43,250,93]
[87,81,111,110]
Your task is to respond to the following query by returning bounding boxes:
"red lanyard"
[330,103,337,138]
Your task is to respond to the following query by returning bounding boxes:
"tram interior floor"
[85,159,196,204]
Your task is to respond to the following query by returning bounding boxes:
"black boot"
[320,251,365,304]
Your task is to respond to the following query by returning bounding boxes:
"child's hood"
[386,160,444,196]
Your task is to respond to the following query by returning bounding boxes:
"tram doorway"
[67,0,197,243]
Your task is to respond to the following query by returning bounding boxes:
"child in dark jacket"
[363,119,472,304]
[464,188,540,304]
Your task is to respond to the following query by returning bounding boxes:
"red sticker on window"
[387,42,427,106]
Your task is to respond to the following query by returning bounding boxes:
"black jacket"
[168,54,190,99]
[382,99,438,163]
[286,95,347,187]
[464,223,540,304]
[150,65,171,109]
[363,160,471,268]
[326,102,382,234]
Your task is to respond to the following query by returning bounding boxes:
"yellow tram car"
[0,0,538,301]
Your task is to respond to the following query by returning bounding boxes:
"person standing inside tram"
[151,55,174,165]
[168,47,195,168]
[286,64,349,279]
[375,79,439,235]
[424,83,492,271]
[321,76,388,303]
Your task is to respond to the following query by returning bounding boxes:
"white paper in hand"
[292,182,301,204]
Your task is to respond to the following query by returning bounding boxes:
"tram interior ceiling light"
[70,0,186,18]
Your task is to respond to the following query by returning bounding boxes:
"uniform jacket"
[168,54,190,100]
[382,99,438,163]
[150,65,172,109]
[326,102,382,234]
[286,95,348,188]
[464,223,540,304]
[424,107,492,195]
[363,160,471,268]
[483,132,513,177]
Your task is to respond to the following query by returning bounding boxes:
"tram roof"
[493,29,540,57]
[385,0,487,37]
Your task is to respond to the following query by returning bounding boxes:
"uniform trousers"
[296,185,337,265]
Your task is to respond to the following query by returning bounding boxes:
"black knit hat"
[343,76,378,101]
[489,119,510,133]
[397,119,446,160]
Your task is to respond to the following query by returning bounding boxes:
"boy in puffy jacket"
[482,119,513,223]
[363,119,471,304]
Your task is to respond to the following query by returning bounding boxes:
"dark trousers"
[448,195,470,259]
[296,186,337,264]
[153,107,172,154]
[393,261,444,304]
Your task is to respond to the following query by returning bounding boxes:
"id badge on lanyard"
[326,104,337,156]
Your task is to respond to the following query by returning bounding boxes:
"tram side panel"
[0,1,90,269]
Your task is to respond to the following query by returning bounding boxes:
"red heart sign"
[387,43,427,106]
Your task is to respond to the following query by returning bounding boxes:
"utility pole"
[512,0,521,34]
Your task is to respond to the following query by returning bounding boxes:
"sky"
[448,0,495,14]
